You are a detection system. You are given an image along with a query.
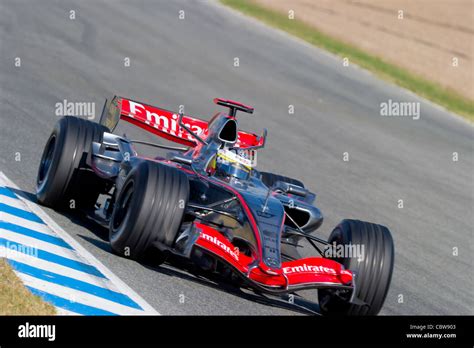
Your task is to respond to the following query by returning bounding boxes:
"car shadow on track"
[79,230,322,316]
[11,187,322,316]
[143,255,322,316]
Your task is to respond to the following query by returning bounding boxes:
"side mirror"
[271,181,308,197]
[169,154,193,166]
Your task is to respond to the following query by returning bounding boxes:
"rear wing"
[100,96,265,148]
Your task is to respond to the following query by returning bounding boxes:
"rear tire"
[318,219,394,316]
[36,116,109,210]
[259,171,304,188]
[109,161,189,260]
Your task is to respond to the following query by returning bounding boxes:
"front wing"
[192,222,353,294]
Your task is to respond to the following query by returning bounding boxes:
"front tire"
[36,116,109,210]
[109,161,189,260]
[319,219,394,316]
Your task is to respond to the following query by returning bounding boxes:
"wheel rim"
[111,180,134,233]
[37,135,56,187]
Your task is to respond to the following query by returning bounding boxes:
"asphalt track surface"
[0,0,472,315]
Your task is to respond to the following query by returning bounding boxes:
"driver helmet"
[214,148,256,180]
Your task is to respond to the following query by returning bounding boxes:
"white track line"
[0,246,111,288]
[0,171,159,315]
[0,211,57,237]
[17,273,148,315]
[56,308,80,316]
[0,228,83,260]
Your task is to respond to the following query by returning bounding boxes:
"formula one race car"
[36,96,394,315]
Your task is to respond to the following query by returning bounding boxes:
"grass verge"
[220,0,474,121]
[0,258,56,315]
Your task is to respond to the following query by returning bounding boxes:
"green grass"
[220,0,474,121]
